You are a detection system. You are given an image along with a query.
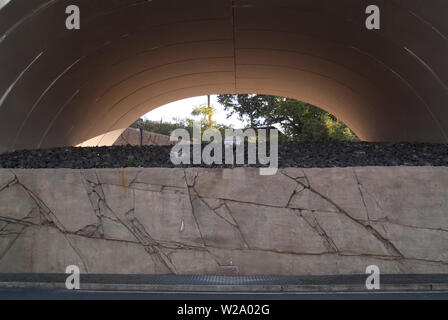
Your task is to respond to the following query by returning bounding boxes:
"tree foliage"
[131,118,187,136]
[217,94,359,142]
[191,104,217,129]
[131,102,231,140]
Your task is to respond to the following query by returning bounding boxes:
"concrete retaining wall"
[113,128,174,146]
[0,167,447,275]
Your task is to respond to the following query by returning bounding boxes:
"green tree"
[217,94,359,142]
[187,97,232,137]
[190,104,218,129]
[131,99,232,141]
[217,94,279,128]
[131,118,189,136]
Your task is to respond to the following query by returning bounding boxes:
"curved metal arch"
[0,0,447,153]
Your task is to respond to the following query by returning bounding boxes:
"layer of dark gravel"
[0,142,447,169]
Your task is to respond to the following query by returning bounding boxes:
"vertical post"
[140,127,143,146]
[137,118,143,146]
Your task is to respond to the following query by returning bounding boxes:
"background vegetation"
[132,95,359,142]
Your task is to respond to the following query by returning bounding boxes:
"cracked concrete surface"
[0,167,447,275]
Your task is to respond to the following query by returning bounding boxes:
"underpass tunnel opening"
[77,94,360,148]
[1,0,447,154]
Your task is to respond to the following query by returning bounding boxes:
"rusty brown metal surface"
[0,0,447,152]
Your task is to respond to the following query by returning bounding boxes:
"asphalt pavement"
[1,288,447,300]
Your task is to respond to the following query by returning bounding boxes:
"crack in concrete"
[0,229,25,263]
[285,183,305,208]
[0,220,27,235]
[186,170,297,210]
[372,218,448,233]
[188,188,207,247]
[296,210,339,253]
[75,223,104,238]
[213,203,238,227]
[155,239,208,251]
[193,192,237,227]
[280,170,405,259]
[9,170,91,272]
[222,201,251,250]
[92,170,178,274]
[0,216,33,226]
[0,177,18,194]
[2,168,447,274]
[183,170,250,250]
[401,257,448,267]
[80,171,104,219]
[201,196,294,210]
[184,172,208,249]
[0,211,30,262]
[354,170,371,222]
[209,246,406,261]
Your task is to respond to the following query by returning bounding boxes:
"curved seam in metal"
[0,17,234,116]
[37,89,80,148]
[100,46,386,105]
[235,63,376,102]
[95,65,374,145]
[99,62,369,132]
[403,47,448,94]
[85,62,388,144]
[82,73,235,143]
[0,0,153,42]
[1,7,230,98]
[38,58,236,146]
[350,46,448,142]
[237,26,448,91]
[4,40,234,148]
[239,28,447,114]
[407,10,448,41]
[236,1,448,43]
[12,58,81,149]
[3,0,447,147]
[231,0,238,91]
[234,85,360,134]
[8,2,442,107]
[98,47,385,109]
[7,5,434,144]
[104,70,235,113]
[14,40,370,144]
[0,51,43,110]
[1,16,231,67]
[8,44,236,149]
[97,56,236,100]
[236,47,389,95]
[0,0,57,44]
[95,82,235,146]
[111,39,234,66]
[61,39,388,133]
[389,0,448,41]
[5,2,446,95]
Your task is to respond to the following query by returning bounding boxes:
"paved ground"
[2,274,448,300]
[2,273,448,286]
[1,288,447,300]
